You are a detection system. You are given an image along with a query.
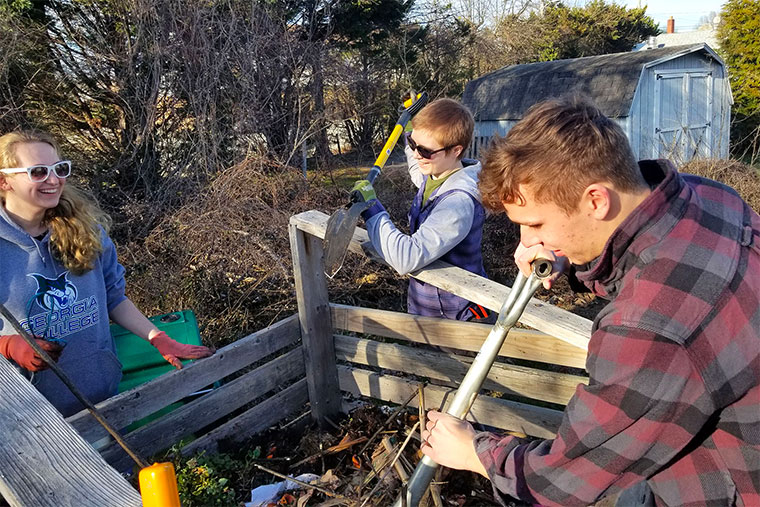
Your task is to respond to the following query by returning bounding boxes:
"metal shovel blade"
[323,201,368,277]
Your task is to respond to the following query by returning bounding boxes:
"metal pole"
[392,259,553,507]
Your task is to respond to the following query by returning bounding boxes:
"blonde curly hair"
[0,131,111,275]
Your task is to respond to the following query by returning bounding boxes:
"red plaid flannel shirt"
[475,160,760,506]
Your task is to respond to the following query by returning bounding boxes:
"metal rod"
[393,259,553,507]
[0,302,150,469]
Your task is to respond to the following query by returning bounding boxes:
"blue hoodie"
[0,205,127,416]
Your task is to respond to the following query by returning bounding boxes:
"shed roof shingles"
[463,46,706,120]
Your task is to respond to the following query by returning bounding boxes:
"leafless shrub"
[119,158,413,347]
[682,158,760,212]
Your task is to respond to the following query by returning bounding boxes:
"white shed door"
[654,71,713,165]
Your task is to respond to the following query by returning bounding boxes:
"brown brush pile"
[118,158,417,348]
[115,152,610,348]
[682,158,760,212]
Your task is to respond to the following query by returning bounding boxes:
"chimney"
[667,16,675,34]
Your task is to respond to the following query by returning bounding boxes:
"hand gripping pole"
[392,259,553,507]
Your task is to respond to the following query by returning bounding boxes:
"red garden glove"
[0,334,64,371]
[149,331,213,369]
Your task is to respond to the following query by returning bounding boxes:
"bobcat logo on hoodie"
[28,272,78,312]
[23,272,99,340]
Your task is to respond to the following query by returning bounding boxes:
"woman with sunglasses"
[352,98,493,323]
[0,130,212,416]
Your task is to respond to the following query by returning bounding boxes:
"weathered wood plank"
[337,365,563,438]
[69,314,301,443]
[101,348,306,472]
[180,378,310,457]
[289,220,341,425]
[0,356,142,507]
[292,210,592,351]
[335,335,587,405]
[331,304,588,369]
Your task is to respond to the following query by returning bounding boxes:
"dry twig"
[253,463,349,502]
[359,421,420,507]
[357,388,420,458]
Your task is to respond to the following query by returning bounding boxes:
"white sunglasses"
[0,160,72,182]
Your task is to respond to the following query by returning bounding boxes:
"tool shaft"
[393,260,552,507]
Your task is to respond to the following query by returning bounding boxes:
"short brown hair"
[478,95,646,214]
[411,98,474,160]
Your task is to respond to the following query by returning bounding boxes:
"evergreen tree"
[537,0,659,60]
[718,0,760,159]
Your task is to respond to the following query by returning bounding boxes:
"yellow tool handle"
[140,462,181,507]
[373,123,405,171]
[366,92,428,184]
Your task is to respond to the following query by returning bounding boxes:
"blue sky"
[621,0,725,31]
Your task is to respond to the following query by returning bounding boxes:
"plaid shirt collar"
[575,160,681,298]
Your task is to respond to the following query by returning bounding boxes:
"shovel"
[323,91,429,277]
[392,259,554,507]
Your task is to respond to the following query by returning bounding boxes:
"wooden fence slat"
[69,314,301,443]
[180,378,310,457]
[337,365,563,439]
[101,347,306,472]
[291,210,592,351]
[335,335,587,405]
[0,357,142,507]
[289,220,342,425]
[331,304,588,369]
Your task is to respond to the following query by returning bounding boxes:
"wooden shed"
[462,44,732,165]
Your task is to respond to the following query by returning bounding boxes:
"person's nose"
[46,171,61,185]
[519,226,541,248]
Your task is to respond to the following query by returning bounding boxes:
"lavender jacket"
[364,145,487,319]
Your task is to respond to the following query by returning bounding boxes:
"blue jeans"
[615,481,656,506]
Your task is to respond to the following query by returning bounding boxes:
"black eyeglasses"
[406,133,451,159]
[1,160,72,182]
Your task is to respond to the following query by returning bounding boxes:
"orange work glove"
[149,331,213,369]
[0,334,64,371]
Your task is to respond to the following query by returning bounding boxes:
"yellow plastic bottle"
[139,462,181,507]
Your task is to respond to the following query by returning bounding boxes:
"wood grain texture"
[291,210,592,351]
[69,314,301,443]
[337,365,563,438]
[0,356,141,507]
[334,335,587,405]
[180,379,309,457]
[101,348,306,472]
[331,304,588,369]
[289,220,342,424]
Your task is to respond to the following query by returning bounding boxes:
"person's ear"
[0,176,11,192]
[451,145,463,158]
[581,183,612,220]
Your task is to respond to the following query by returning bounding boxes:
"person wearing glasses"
[0,130,213,417]
[352,98,493,322]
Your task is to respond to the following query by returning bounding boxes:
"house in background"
[462,44,732,166]
[633,16,720,52]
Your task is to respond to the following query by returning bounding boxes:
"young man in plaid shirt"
[420,96,760,506]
